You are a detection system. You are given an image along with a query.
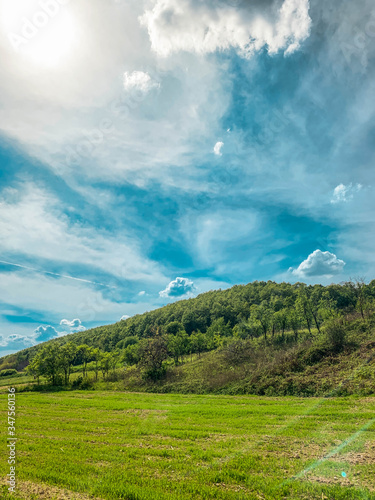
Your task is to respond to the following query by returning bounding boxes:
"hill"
[1,279,375,396]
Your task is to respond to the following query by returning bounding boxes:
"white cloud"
[0,334,34,351]
[159,277,195,298]
[60,318,81,328]
[121,315,130,321]
[0,1,231,191]
[60,318,86,332]
[123,70,160,94]
[140,0,311,58]
[138,291,146,296]
[213,141,224,156]
[291,250,346,278]
[34,325,59,342]
[331,183,362,203]
[0,322,74,354]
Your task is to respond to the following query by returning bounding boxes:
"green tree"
[190,331,206,358]
[122,343,140,366]
[26,357,41,385]
[76,344,93,378]
[91,347,102,381]
[295,291,313,336]
[138,335,168,380]
[288,308,300,342]
[274,309,288,341]
[33,344,62,385]
[60,342,77,385]
[319,291,338,320]
[100,353,111,379]
[165,321,184,335]
[308,287,322,333]
[167,331,189,365]
[250,303,271,340]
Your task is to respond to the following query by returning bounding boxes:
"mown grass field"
[1,392,375,500]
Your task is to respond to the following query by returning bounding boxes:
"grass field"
[1,392,375,499]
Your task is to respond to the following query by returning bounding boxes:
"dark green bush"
[0,369,18,377]
[325,319,347,351]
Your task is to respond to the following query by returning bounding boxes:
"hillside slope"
[1,279,375,398]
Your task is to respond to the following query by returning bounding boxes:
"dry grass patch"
[0,479,103,500]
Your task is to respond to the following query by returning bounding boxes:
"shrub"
[71,376,94,389]
[0,369,18,377]
[141,364,167,381]
[222,339,251,365]
[72,376,83,388]
[325,319,347,351]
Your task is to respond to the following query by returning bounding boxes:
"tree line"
[26,343,121,386]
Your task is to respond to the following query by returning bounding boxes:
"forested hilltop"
[1,279,375,396]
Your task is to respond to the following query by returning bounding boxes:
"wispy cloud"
[331,183,362,203]
[0,260,114,288]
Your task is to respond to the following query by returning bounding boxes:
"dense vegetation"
[1,279,375,395]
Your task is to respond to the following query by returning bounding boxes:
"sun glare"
[1,0,77,68]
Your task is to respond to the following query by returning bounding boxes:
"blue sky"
[0,0,374,354]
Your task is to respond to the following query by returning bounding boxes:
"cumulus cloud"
[123,70,160,94]
[140,0,311,58]
[291,250,346,278]
[60,318,86,332]
[159,277,196,298]
[0,334,34,351]
[121,315,130,321]
[213,141,224,156]
[138,291,146,296]
[331,183,362,203]
[34,325,59,342]
[0,323,62,354]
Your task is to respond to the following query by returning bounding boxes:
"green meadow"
[1,391,375,500]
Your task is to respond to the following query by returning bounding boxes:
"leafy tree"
[274,309,289,340]
[190,331,206,357]
[347,278,367,319]
[138,335,168,380]
[26,357,40,384]
[233,321,253,339]
[91,347,102,381]
[288,308,300,342]
[60,342,77,385]
[206,317,232,338]
[122,343,140,366]
[33,344,62,385]
[250,303,271,340]
[100,353,112,379]
[165,321,184,335]
[308,287,322,333]
[167,331,189,365]
[319,291,339,320]
[108,351,120,374]
[295,291,313,336]
[76,344,93,378]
